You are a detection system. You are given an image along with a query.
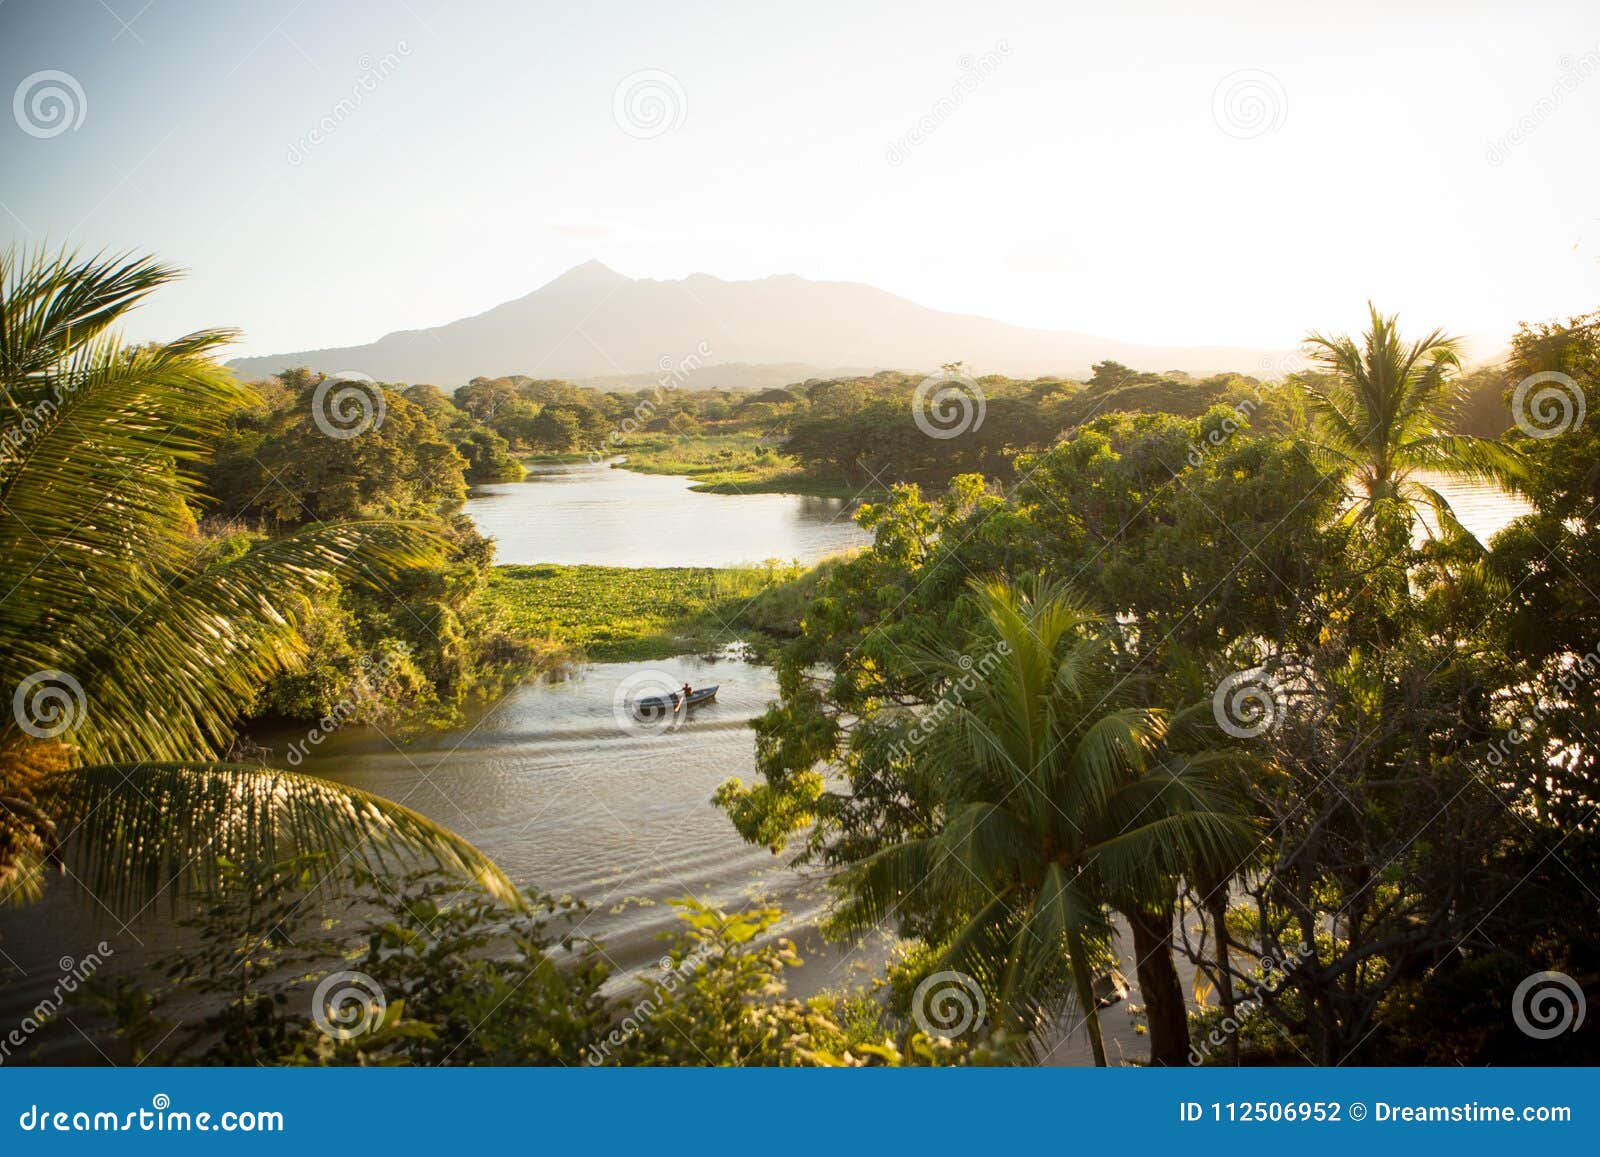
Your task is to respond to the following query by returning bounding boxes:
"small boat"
[632,685,719,715]
[1092,968,1130,1009]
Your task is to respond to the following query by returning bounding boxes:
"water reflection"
[464,460,872,567]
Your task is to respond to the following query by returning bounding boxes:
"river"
[279,652,863,984]
[465,459,872,566]
[0,466,1529,1064]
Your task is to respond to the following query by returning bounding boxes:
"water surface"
[465,461,872,567]
[292,655,828,974]
[1415,472,1531,542]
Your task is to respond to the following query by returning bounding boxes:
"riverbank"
[489,562,823,661]
[612,433,876,500]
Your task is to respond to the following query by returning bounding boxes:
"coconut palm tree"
[831,579,1251,1064]
[1299,304,1522,537]
[0,248,516,910]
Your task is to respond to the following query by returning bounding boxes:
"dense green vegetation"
[717,309,1600,1066]
[491,563,813,662]
[198,368,555,732]
[0,251,517,910]
[4,246,1596,1069]
[613,432,865,498]
[68,861,952,1067]
[391,362,1287,499]
[780,363,1269,487]
[823,578,1252,1065]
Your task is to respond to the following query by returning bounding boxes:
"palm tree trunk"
[1206,890,1240,1066]
[1124,903,1190,1066]
[1066,931,1109,1066]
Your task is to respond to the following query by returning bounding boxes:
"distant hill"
[226,261,1282,388]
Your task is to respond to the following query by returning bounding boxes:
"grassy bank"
[615,432,872,500]
[521,451,596,465]
[489,562,826,662]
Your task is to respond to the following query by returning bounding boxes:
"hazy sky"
[2,0,1598,362]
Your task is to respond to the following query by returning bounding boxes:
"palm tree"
[0,249,516,910]
[832,579,1251,1064]
[1300,304,1522,537]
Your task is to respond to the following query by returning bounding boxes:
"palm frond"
[0,248,184,383]
[1399,478,1475,544]
[59,521,442,764]
[936,801,1032,882]
[1088,807,1256,901]
[0,248,517,917]
[1398,433,1526,489]
[828,836,943,939]
[46,762,521,912]
[1057,706,1165,821]
[1297,305,1497,525]
[0,333,249,688]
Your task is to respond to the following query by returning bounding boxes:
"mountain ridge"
[226,263,1283,388]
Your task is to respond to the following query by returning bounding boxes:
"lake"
[464,460,873,566]
[0,469,1531,1063]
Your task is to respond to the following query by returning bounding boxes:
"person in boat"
[679,682,693,709]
